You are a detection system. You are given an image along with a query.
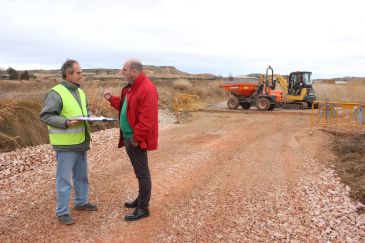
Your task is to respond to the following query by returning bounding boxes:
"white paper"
[69,116,117,122]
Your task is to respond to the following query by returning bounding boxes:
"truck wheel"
[257,98,270,111]
[240,103,251,109]
[227,97,239,109]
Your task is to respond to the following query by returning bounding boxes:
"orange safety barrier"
[173,94,200,123]
[311,101,365,130]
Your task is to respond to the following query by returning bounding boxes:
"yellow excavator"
[261,66,316,109]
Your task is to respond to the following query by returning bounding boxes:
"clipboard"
[69,116,118,122]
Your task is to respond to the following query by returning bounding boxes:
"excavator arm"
[273,74,289,93]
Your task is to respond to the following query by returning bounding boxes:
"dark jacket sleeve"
[39,91,68,129]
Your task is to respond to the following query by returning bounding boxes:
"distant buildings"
[334,80,347,85]
[0,73,10,79]
[313,79,348,85]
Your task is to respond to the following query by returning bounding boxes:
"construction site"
[1,66,365,242]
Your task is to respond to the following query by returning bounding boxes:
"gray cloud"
[1,0,365,78]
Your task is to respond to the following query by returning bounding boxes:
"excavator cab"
[287,71,316,107]
[288,71,312,96]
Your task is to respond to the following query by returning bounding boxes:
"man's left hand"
[131,138,138,147]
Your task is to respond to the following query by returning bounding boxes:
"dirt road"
[1,111,365,242]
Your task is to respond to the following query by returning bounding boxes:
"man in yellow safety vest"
[40,59,97,225]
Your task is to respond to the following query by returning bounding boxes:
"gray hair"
[61,59,78,78]
[129,59,143,72]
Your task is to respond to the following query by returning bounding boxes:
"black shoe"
[74,202,98,211]
[125,208,150,221]
[58,214,74,225]
[124,199,138,208]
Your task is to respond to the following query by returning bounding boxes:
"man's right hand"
[66,120,82,127]
[103,89,112,100]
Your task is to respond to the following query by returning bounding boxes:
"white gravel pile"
[298,156,365,241]
[0,145,54,181]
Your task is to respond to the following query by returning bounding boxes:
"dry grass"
[82,80,126,131]
[155,79,227,109]
[172,79,193,91]
[314,80,365,103]
[0,99,49,152]
[169,79,227,106]
[0,79,58,100]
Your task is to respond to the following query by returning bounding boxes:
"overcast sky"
[1,0,364,78]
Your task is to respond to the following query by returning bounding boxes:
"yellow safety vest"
[48,84,90,145]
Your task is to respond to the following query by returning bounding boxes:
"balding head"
[125,59,143,72]
[122,58,143,82]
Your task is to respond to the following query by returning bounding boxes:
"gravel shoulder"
[1,111,365,242]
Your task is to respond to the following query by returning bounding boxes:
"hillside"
[6,65,219,81]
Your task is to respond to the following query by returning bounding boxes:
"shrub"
[6,67,19,80]
[172,79,192,91]
[20,70,30,80]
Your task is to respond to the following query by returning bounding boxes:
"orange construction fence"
[311,101,365,130]
[173,94,200,123]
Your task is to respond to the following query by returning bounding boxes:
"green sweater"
[120,95,133,138]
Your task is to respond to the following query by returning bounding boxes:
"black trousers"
[124,138,151,209]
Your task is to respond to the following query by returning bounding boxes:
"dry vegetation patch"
[330,131,365,210]
[172,79,192,91]
[0,99,49,152]
[314,80,365,102]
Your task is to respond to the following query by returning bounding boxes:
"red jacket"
[109,72,158,150]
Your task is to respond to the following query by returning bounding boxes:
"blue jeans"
[55,151,89,216]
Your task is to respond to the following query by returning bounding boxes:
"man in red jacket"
[103,59,158,221]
